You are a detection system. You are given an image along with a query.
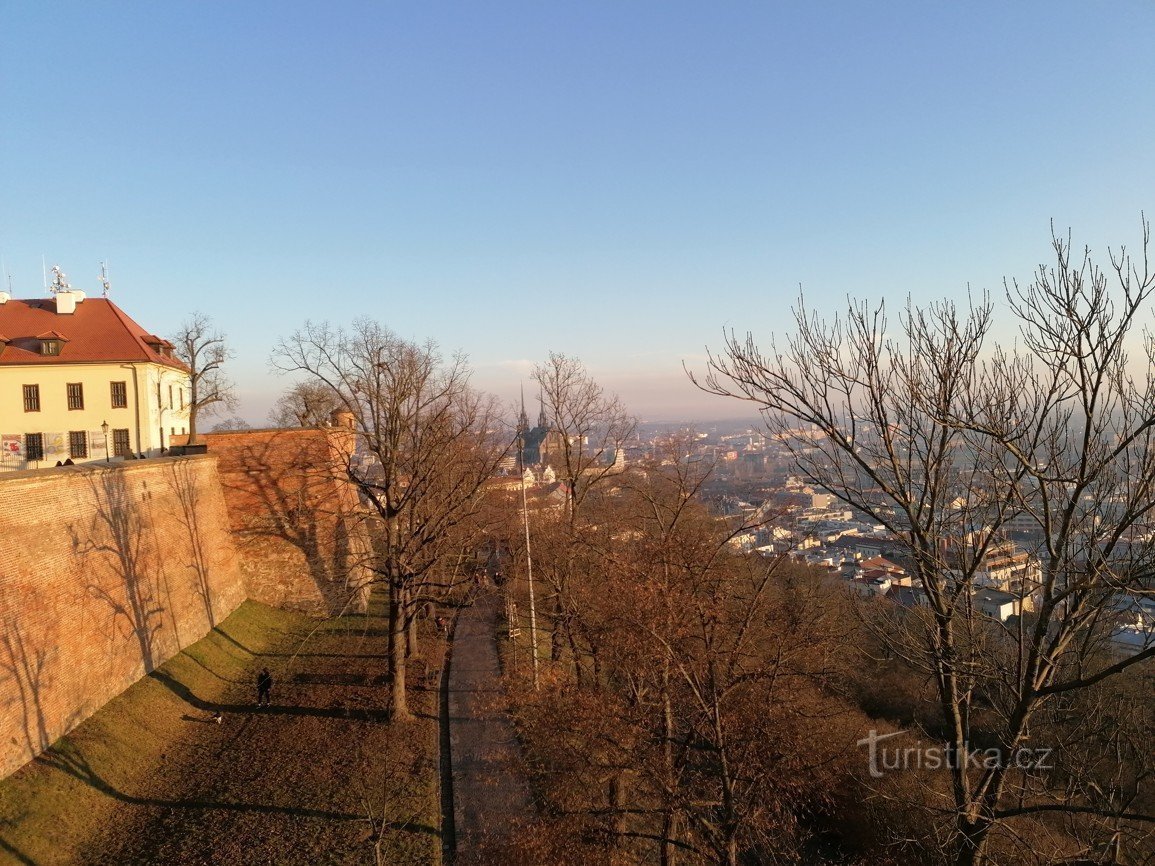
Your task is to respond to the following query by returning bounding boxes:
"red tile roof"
[0,297,189,370]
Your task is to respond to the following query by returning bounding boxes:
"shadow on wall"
[166,460,218,629]
[70,470,165,674]
[213,431,371,614]
[0,602,51,765]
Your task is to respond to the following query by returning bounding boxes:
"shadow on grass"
[208,621,389,658]
[149,670,393,723]
[0,833,36,866]
[34,741,437,836]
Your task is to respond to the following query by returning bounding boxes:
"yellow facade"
[0,361,190,470]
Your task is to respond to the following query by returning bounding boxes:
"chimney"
[0,292,9,305]
[54,290,85,315]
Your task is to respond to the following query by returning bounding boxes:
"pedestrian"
[256,668,273,707]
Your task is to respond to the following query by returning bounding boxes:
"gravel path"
[447,591,534,861]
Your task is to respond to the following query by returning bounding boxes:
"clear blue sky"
[3,2,1154,422]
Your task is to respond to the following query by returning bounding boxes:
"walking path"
[447,590,534,860]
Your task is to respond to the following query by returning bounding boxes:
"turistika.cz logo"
[856,729,1054,779]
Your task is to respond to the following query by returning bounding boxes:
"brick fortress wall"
[0,456,247,779]
[187,427,374,615]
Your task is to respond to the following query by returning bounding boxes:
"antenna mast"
[99,261,111,297]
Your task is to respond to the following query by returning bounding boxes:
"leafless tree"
[272,320,508,720]
[532,352,637,518]
[171,313,235,444]
[268,380,344,428]
[694,224,1155,864]
[504,449,867,865]
[529,353,636,671]
[209,416,250,433]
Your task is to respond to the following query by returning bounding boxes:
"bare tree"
[694,225,1155,864]
[209,416,250,432]
[268,380,344,428]
[171,313,235,444]
[532,352,637,518]
[504,448,867,865]
[528,353,637,672]
[272,320,508,720]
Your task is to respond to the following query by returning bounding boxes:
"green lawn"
[0,599,442,865]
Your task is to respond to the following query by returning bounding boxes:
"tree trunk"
[550,596,566,662]
[404,585,418,658]
[661,663,678,866]
[389,578,413,721]
[609,771,630,863]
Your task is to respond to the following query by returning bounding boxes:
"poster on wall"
[89,432,108,457]
[46,432,65,458]
[1,435,21,457]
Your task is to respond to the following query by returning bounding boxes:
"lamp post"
[517,429,540,690]
[101,420,110,463]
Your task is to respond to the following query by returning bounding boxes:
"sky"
[3,2,1155,424]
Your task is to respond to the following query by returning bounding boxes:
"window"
[25,433,44,461]
[168,385,174,409]
[41,340,60,356]
[69,431,88,459]
[111,381,127,408]
[23,384,40,412]
[179,388,185,410]
[66,382,84,410]
[112,428,131,457]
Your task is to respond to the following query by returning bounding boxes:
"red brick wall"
[0,456,246,779]
[186,428,374,615]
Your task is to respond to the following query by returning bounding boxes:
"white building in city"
[0,273,191,470]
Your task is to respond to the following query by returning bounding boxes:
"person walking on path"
[256,668,273,707]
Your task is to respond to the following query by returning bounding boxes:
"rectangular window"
[110,381,127,408]
[168,385,174,409]
[156,382,162,408]
[179,389,185,410]
[23,384,40,412]
[112,428,131,457]
[69,431,88,459]
[25,433,44,461]
[67,382,84,410]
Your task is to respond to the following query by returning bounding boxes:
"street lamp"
[101,420,110,463]
[517,428,540,691]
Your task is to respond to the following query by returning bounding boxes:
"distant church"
[517,391,567,469]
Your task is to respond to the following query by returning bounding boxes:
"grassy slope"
[0,599,442,866]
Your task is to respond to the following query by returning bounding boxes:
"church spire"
[537,387,548,429]
[517,383,530,433]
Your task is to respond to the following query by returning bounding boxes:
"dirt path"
[446,591,534,861]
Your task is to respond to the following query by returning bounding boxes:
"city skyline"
[3,2,1155,423]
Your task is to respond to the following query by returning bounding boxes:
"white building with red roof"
[0,274,191,470]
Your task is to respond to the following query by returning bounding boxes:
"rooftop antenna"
[49,265,71,294]
[42,256,48,293]
[99,261,111,297]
